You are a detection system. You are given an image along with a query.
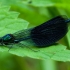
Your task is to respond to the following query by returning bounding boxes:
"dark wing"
[12,15,69,48]
[30,15,68,47]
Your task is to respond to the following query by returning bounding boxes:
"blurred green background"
[0,0,70,70]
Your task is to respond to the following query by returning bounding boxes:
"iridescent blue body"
[0,15,70,47]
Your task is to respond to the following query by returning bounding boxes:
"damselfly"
[0,15,70,48]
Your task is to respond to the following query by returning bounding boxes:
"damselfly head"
[0,34,20,45]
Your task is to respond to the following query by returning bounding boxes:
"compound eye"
[3,34,12,41]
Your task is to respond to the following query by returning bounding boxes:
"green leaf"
[0,5,70,62]
[30,0,54,7]
[1,43,70,62]
[0,5,29,36]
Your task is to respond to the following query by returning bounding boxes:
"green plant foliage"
[28,0,54,7]
[0,5,29,36]
[0,5,70,62]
